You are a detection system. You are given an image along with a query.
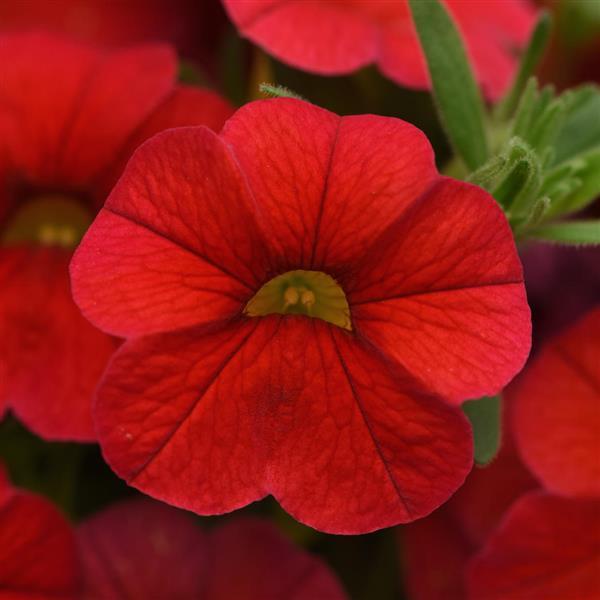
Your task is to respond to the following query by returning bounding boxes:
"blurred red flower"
[71,98,530,533]
[222,0,537,100]
[467,491,600,599]
[0,0,229,78]
[78,498,347,599]
[0,463,79,599]
[0,32,233,441]
[513,307,600,498]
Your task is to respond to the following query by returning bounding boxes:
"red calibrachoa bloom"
[0,32,232,440]
[222,0,537,100]
[71,98,530,533]
[512,307,600,498]
[0,463,79,599]
[467,492,600,599]
[78,498,347,599]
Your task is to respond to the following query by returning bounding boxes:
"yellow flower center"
[244,270,352,331]
[2,195,92,249]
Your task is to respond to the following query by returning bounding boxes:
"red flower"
[0,463,79,599]
[0,32,233,440]
[512,307,600,498]
[78,498,347,599]
[71,98,530,533]
[222,0,537,100]
[467,491,600,599]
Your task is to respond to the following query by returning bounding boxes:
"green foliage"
[469,79,600,242]
[463,396,502,466]
[442,9,600,246]
[552,85,600,163]
[408,0,488,171]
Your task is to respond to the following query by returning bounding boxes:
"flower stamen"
[245,270,351,331]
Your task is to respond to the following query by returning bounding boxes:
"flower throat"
[2,194,93,249]
[244,270,352,331]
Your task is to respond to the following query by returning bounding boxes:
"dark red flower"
[78,497,347,599]
[222,0,537,100]
[467,491,600,599]
[512,307,600,498]
[0,0,229,78]
[71,98,530,533]
[0,463,79,599]
[0,32,233,440]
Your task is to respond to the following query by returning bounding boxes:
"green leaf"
[408,0,488,170]
[463,395,502,466]
[529,220,600,245]
[496,12,552,120]
[511,77,539,140]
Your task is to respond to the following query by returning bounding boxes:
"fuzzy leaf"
[545,146,600,217]
[553,85,600,165]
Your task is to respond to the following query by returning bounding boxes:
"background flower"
[0,462,79,599]
[222,0,537,99]
[512,307,600,497]
[0,32,232,440]
[78,498,347,599]
[467,492,600,599]
[0,0,229,80]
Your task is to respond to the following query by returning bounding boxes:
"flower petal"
[0,32,176,186]
[71,127,270,338]
[206,518,347,599]
[0,247,115,441]
[0,32,96,184]
[222,98,437,270]
[95,318,269,514]
[379,28,430,92]
[512,308,600,498]
[54,43,176,185]
[95,316,472,534]
[78,498,208,599]
[467,492,600,599]
[269,321,473,533]
[0,486,79,599]
[94,84,234,200]
[222,0,536,100]
[350,178,531,403]
[223,0,378,74]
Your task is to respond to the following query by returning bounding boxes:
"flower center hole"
[244,270,352,331]
[2,195,93,249]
